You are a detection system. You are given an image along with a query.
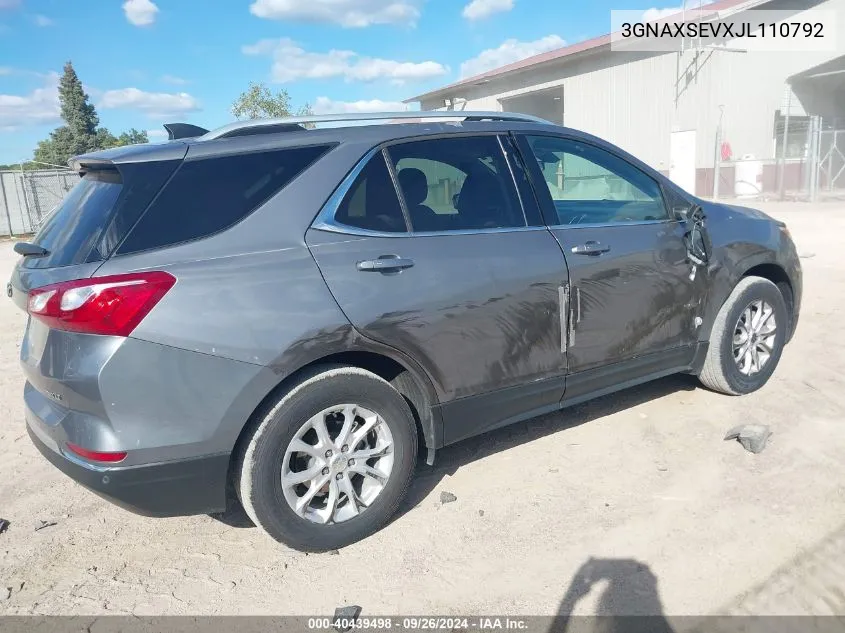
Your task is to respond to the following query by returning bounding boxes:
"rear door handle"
[356,255,415,272]
[571,241,611,256]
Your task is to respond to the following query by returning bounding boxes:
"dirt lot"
[1,201,844,618]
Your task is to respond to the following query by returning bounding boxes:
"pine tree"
[58,61,98,145]
[33,62,153,165]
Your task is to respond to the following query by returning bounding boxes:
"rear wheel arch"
[228,349,439,492]
[235,363,419,550]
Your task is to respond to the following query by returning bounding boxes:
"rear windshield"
[23,170,122,269]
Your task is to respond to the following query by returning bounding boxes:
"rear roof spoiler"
[163,123,210,140]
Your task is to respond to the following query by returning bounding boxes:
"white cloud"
[313,96,408,114]
[243,38,448,84]
[462,0,513,21]
[99,88,200,117]
[249,0,421,28]
[0,66,12,75]
[460,35,565,78]
[32,14,54,26]
[641,6,682,21]
[123,0,159,26]
[161,74,188,85]
[0,72,60,130]
[146,128,168,139]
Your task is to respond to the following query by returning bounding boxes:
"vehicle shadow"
[551,557,674,633]
[209,487,255,528]
[397,373,698,520]
[210,373,698,530]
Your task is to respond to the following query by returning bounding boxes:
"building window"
[773,111,811,160]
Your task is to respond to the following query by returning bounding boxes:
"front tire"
[236,365,418,551]
[699,276,788,395]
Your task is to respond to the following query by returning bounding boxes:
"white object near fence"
[734,155,763,198]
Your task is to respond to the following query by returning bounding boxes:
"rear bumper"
[27,424,229,517]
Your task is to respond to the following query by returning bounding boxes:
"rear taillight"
[27,271,176,337]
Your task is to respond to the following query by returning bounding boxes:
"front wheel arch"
[698,275,788,395]
[741,263,795,340]
[700,258,795,346]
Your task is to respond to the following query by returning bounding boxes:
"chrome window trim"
[548,219,678,229]
[310,222,548,238]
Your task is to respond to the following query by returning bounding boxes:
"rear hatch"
[10,146,185,424]
[9,144,186,305]
[11,169,120,309]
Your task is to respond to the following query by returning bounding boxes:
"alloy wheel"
[732,299,777,376]
[280,404,394,524]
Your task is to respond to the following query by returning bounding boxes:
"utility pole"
[713,105,725,200]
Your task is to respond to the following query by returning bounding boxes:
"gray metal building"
[406,0,845,198]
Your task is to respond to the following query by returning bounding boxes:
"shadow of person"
[553,558,674,633]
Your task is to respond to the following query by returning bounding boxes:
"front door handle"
[571,241,611,256]
[356,255,415,273]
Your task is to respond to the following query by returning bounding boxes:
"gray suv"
[10,112,802,551]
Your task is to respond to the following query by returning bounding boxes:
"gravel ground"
[0,201,843,617]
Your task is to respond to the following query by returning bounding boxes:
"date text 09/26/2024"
[307,617,529,630]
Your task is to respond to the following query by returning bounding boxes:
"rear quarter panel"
[91,139,440,454]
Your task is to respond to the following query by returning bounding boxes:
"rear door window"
[386,136,526,232]
[117,144,332,254]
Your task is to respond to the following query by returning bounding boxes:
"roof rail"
[199,110,552,141]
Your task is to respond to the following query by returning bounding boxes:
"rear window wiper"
[13,242,50,257]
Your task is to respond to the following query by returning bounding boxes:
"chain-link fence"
[0,162,76,237]
[707,93,845,203]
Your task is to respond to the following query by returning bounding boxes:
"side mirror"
[672,206,692,222]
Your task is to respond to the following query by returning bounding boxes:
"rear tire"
[236,365,418,551]
[699,276,788,395]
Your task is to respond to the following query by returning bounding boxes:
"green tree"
[117,128,149,145]
[59,61,98,141]
[34,126,80,166]
[32,62,150,165]
[95,128,149,149]
[232,82,312,120]
[95,128,120,149]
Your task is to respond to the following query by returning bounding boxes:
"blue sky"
[0,0,678,164]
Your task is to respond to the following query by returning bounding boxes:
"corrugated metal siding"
[422,0,845,172]
[559,53,676,169]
